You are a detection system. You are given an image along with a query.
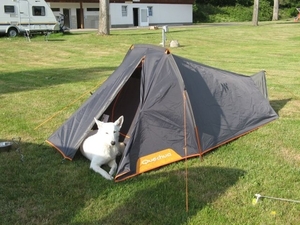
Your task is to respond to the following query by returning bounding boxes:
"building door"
[76,8,84,29]
[139,7,149,27]
[63,8,70,28]
[76,8,81,28]
[133,8,138,26]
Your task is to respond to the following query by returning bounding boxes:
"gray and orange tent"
[47,44,278,182]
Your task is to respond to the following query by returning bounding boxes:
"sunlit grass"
[1,21,300,224]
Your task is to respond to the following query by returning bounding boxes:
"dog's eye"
[114,131,116,133]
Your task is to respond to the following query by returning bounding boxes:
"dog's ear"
[94,117,103,129]
[115,116,124,128]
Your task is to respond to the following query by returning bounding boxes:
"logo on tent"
[221,83,229,92]
[137,149,182,173]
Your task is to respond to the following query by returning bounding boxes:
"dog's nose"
[111,141,115,146]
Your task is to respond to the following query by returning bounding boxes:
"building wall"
[111,3,192,26]
[48,2,192,29]
[47,0,194,4]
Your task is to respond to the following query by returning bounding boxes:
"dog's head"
[94,116,124,146]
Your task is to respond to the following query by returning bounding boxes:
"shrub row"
[193,0,299,23]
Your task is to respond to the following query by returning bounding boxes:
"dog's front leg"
[108,159,117,177]
[90,160,113,180]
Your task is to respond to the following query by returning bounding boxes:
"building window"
[32,6,45,16]
[122,6,127,17]
[87,8,99,11]
[51,8,60,12]
[4,5,15,13]
[148,6,153,16]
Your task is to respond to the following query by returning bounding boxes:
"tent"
[47,44,278,182]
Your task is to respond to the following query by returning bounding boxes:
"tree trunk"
[252,0,259,26]
[272,0,279,21]
[98,0,110,35]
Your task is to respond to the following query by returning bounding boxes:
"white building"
[46,0,194,29]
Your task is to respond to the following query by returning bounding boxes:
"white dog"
[80,116,124,180]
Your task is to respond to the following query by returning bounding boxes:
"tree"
[272,0,279,21]
[98,0,110,35]
[252,0,259,26]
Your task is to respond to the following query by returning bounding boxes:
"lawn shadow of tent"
[0,137,244,224]
[72,165,245,225]
[0,141,120,224]
[269,98,291,115]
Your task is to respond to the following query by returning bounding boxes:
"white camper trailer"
[0,0,60,37]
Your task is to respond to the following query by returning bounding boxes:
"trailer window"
[32,6,45,16]
[4,5,15,13]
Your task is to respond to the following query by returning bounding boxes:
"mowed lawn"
[1,21,300,224]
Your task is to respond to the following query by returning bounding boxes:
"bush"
[193,0,274,23]
[193,4,222,22]
[258,0,273,21]
[208,5,253,22]
[280,7,299,19]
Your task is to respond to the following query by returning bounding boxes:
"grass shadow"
[46,39,66,42]
[111,31,161,36]
[0,66,116,95]
[73,166,245,225]
[270,98,292,115]
[275,21,300,25]
[0,141,115,224]
[64,31,94,35]
[0,139,245,225]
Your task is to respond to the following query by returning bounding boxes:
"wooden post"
[272,0,279,21]
[98,0,110,35]
[252,0,259,26]
[80,1,84,29]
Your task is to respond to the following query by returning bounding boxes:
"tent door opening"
[95,65,142,143]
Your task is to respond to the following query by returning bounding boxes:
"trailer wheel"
[7,28,18,37]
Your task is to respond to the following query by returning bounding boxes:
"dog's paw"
[109,170,115,176]
[104,174,114,180]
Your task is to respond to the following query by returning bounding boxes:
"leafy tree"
[195,0,253,6]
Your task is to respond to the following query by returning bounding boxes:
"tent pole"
[183,91,189,212]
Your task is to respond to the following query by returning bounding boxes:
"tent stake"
[255,193,300,204]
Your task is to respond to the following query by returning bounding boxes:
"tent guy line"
[34,81,104,130]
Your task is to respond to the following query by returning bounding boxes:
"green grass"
[1,21,300,224]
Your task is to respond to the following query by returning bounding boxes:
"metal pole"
[162,28,165,47]
[255,193,300,204]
